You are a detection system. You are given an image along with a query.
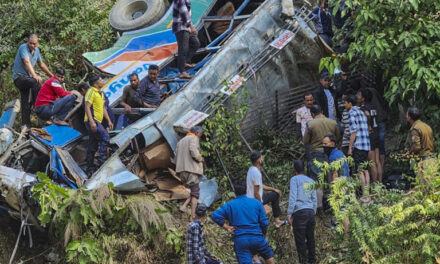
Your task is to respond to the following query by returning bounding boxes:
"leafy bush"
[31,173,180,263]
[319,0,440,137]
[321,0,440,105]
[319,157,440,263]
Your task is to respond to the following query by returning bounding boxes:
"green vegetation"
[315,157,440,263]
[31,173,181,264]
[321,0,440,105]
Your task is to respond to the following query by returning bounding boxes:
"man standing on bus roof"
[172,0,200,79]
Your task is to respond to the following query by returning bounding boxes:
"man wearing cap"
[34,68,77,126]
[13,33,53,128]
[175,126,204,219]
[211,182,275,264]
[187,204,222,264]
[314,71,336,120]
[84,75,113,174]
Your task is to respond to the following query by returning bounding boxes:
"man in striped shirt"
[173,0,200,79]
[340,89,355,156]
[344,94,371,202]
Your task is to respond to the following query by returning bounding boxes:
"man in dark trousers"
[311,0,334,47]
[211,182,275,264]
[314,72,336,120]
[288,160,317,264]
[303,104,340,179]
[246,151,286,228]
[34,68,76,126]
[172,0,200,79]
[84,75,113,175]
[13,33,53,128]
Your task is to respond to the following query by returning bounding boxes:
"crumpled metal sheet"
[0,165,36,211]
[85,153,146,192]
[111,0,323,151]
[0,165,36,191]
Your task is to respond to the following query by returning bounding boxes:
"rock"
[46,252,60,262]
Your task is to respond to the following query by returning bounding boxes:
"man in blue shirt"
[211,182,275,264]
[135,65,162,108]
[287,160,317,264]
[323,134,350,179]
[13,34,53,128]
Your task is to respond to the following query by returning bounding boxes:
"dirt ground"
[0,203,340,264]
[0,216,56,264]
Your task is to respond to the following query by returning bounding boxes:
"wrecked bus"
[0,0,326,226]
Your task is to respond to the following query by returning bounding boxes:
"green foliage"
[318,157,440,263]
[0,0,114,74]
[31,173,180,263]
[320,0,440,107]
[201,83,249,158]
[166,228,183,254]
[66,239,103,264]
[200,82,250,199]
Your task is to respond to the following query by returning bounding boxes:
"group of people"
[297,70,435,204]
[297,71,387,203]
[179,68,435,264]
[12,34,169,175]
[176,126,317,264]
[11,0,202,174]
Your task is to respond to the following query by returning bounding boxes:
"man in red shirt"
[34,68,77,126]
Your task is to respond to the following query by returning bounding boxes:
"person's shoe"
[179,72,191,79]
[185,63,196,68]
[275,220,288,228]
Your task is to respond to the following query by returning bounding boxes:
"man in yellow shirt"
[84,75,114,175]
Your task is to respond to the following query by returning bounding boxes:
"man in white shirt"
[246,151,286,228]
[296,92,314,137]
[295,92,314,160]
